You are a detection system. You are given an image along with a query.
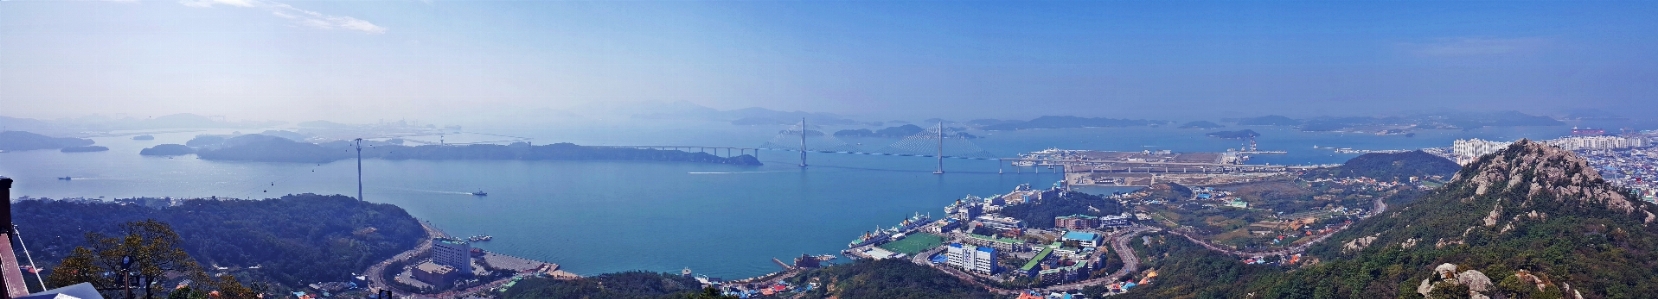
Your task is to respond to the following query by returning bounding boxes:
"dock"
[771,257,794,271]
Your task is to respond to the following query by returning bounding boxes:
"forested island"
[59,146,109,153]
[834,124,978,139]
[18,194,426,291]
[0,131,95,151]
[1230,112,1564,132]
[980,116,1168,131]
[1177,121,1224,129]
[149,134,762,165]
[139,144,195,156]
[1205,129,1260,139]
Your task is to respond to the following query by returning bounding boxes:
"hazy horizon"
[5,1,1657,123]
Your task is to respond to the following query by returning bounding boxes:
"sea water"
[0,120,1569,278]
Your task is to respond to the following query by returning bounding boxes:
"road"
[1167,193,1389,258]
[365,221,445,297]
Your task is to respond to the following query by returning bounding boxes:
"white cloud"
[1404,37,1548,57]
[180,0,386,34]
[180,0,255,8]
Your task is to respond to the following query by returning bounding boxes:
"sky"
[3,0,1657,123]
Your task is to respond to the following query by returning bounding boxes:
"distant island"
[0,131,96,151]
[1230,111,1563,132]
[1234,115,1302,126]
[181,134,762,165]
[731,117,789,126]
[1205,129,1260,139]
[980,116,1167,131]
[59,146,109,153]
[131,134,155,140]
[1178,121,1225,129]
[833,124,978,139]
[140,144,195,156]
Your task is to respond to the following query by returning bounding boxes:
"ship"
[471,190,488,196]
[896,212,931,232]
[466,235,493,242]
[848,228,893,248]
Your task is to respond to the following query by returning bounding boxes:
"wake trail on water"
[387,187,476,195]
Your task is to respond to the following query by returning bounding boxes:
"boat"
[466,234,493,242]
[57,176,71,181]
[471,190,488,196]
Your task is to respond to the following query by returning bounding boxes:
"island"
[59,146,109,153]
[980,116,1167,131]
[1205,129,1260,139]
[189,134,762,165]
[131,134,155,141]
[1178,121,1224,129]
[1233,115,1302,126]
[0,131,95,151]
[834,124,978,139]
[140,144,195,156]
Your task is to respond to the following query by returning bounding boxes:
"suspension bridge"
[596,119,1014,174]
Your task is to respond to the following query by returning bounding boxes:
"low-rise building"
[1061,231,1103,248]
[964,234,1029,252]
[413,262,458,285]
[976,215,1025,230]
[1054,214,1100,230]
[1100,214,1133,227]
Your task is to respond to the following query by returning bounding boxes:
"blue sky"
[3,1,1656,122]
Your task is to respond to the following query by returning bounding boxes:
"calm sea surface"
[0,120,1571,278]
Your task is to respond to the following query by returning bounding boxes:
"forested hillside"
[14,194,426,288]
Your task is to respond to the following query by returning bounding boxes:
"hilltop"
[1301,150,1460,182]
[1121,140,1658,298]
[15,194,426,291]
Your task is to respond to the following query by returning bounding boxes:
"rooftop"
[1021,247,1054,271]
[1061,231,1100,241]
[434,238,469,246]
[416,262,455,274]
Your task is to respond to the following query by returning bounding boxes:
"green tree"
[45,247,106,289]
[50,220,201,299]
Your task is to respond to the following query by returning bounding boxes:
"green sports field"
[879,232,945,255]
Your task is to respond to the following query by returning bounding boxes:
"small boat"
[57,176,72,181]
[471,190,488,196]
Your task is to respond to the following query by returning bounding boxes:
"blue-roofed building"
[946,243,998,274]
[1062,231,1102,248]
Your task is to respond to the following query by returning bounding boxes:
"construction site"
[1016,137,1300,187]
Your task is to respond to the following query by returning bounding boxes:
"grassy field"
[879,232,945,255]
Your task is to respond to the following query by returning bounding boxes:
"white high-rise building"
[1453,139,1513,165]
[432,238,473,275]
[1545,136,1647,151]
[946,243,997,274]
